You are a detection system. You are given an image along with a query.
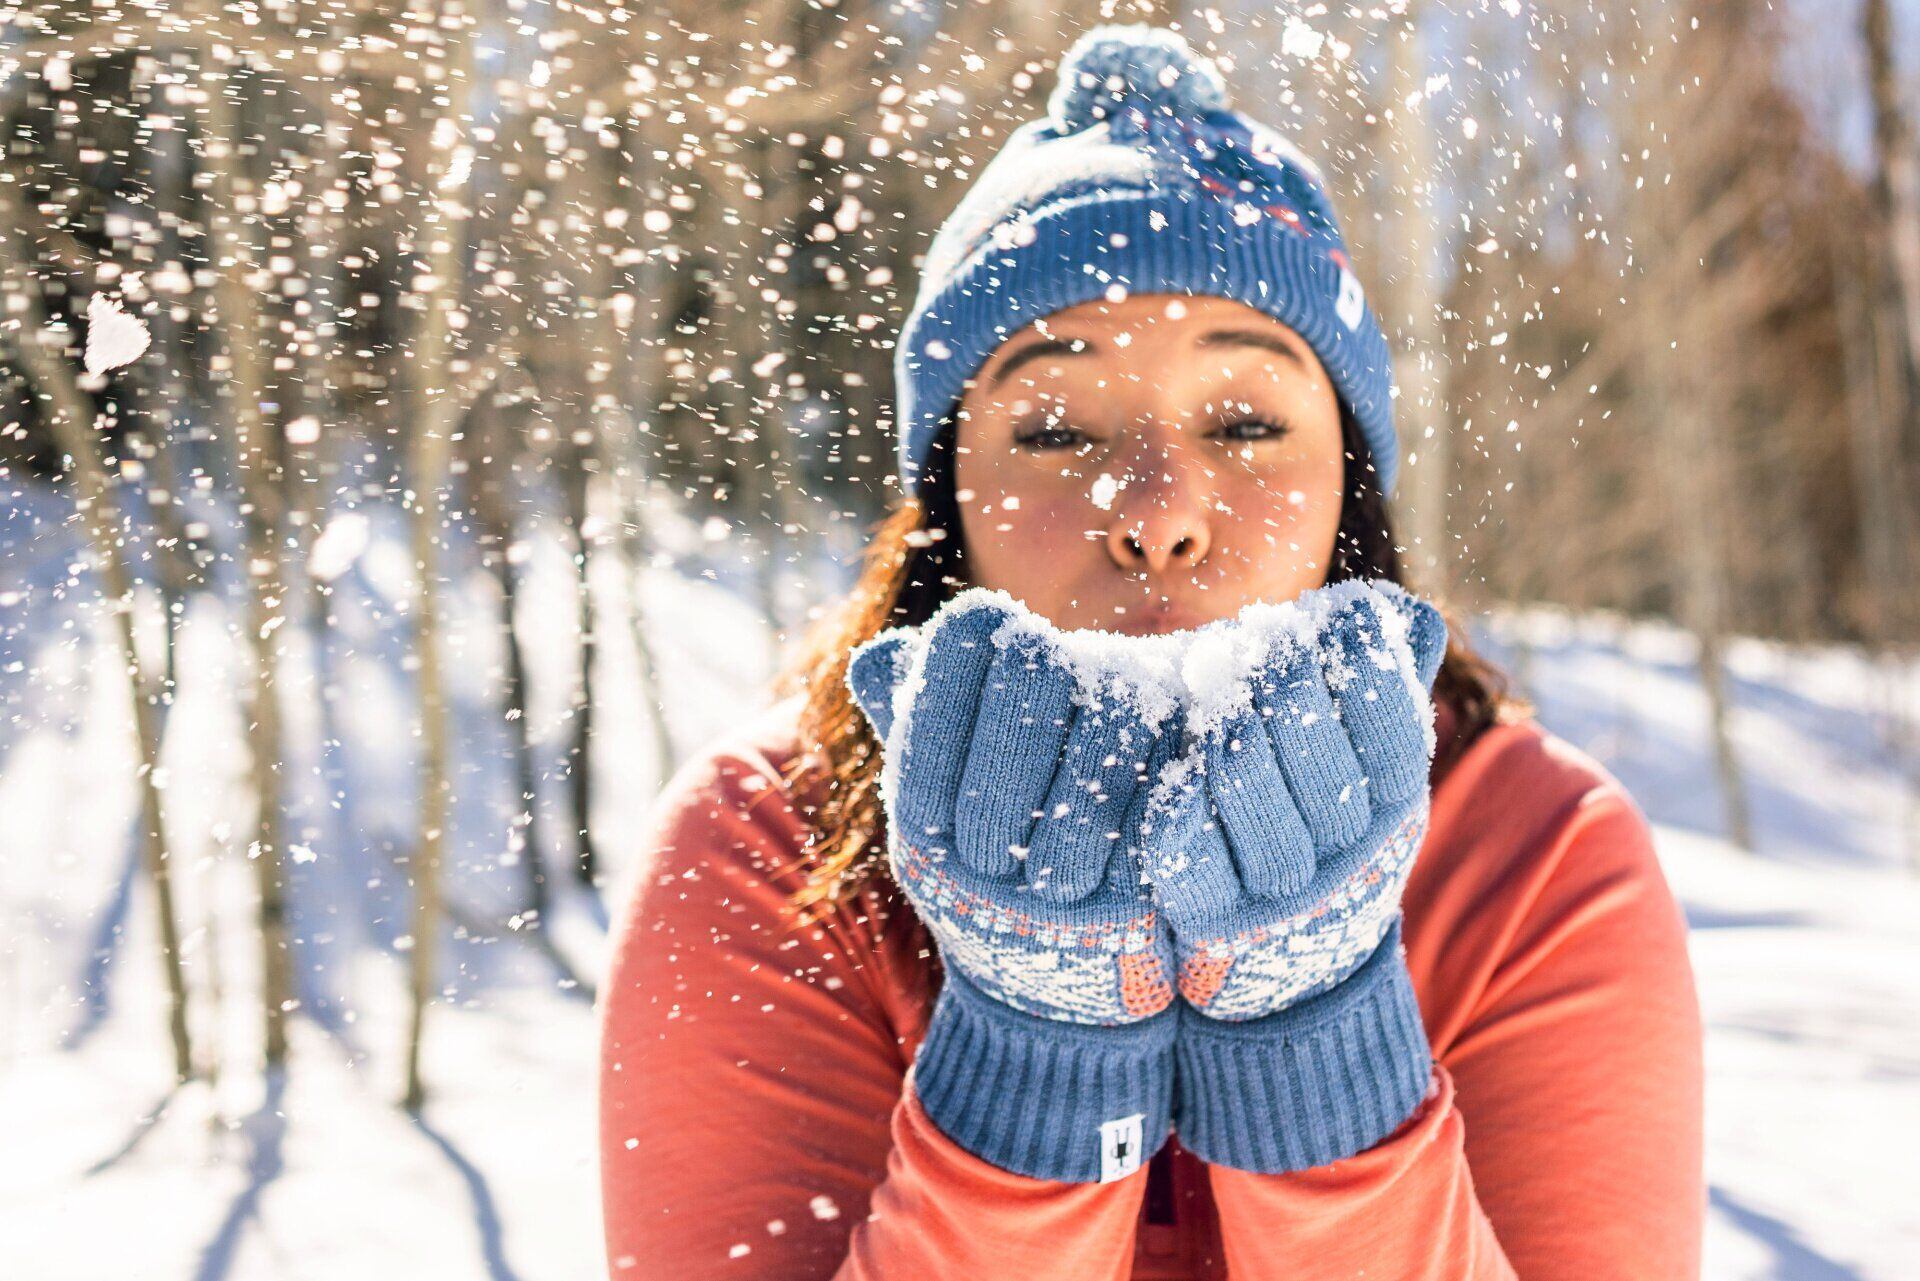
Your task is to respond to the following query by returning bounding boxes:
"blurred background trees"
[1,0,1915,1139]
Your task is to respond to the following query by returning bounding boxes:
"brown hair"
[771,408,1527,918]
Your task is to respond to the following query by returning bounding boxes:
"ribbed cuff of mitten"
[911,966,1178,1184]
[1173,919,1432,1174]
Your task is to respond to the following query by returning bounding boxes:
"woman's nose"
[1105,451,1213,575]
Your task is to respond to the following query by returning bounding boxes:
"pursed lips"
[1112,603,1209,636]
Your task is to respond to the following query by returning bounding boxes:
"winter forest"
[2,0,1918,1277]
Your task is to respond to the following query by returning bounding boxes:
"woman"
[599,25,1704,1280]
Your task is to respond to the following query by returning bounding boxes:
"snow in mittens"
[873,585,1191,739]
[1178,577,1436,752]
[876,578,1434,757]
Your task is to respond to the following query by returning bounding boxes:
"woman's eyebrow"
[985,337,1092,387]
[1194,327,1307,367]
[983,326,1303,388]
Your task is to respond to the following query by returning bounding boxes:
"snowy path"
[2,504,1916,1278]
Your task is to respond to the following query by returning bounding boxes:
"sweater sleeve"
[1205,786,1705,1280]
[597,733,1151,1280]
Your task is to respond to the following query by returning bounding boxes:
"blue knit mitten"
[847,589,1185,1183]
[1139,579,1449,1172]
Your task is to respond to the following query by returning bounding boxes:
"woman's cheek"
[989,490,1099,555]
[1222,474,1342,571]
[962,482,1099,570]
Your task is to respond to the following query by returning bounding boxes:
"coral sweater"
[598,691,1704,1279]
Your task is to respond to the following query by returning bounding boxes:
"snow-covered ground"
[1479,612,1920,1280]
[2,485,1916,1280]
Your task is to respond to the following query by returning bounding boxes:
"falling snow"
[82,294,151,376]
[0,2,1914,1278]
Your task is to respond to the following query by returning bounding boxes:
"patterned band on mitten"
[889,830,1176,1024]
[1175,798,1428,1019]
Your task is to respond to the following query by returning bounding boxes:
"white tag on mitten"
[1098,1113,1147,1182]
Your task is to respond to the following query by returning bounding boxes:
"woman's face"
[952,292,1348,635]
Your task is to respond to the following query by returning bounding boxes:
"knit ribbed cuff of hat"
[895,190,1397,499]
[1173,918,1432,1174]
[911,965,1178,1185]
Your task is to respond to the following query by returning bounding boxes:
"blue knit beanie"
[894,24,1399,497]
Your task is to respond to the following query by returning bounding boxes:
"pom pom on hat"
[1047,24,1230,134]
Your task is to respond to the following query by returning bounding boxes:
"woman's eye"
[1213,417,1292,443]
[1014,424,1097,452]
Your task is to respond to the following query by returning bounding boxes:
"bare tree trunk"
[496,536,549,919]
[465,425,548,923]
[148,113,221,1082]
[1833,241,1913,642]
[1696,609,1755,851]
[203,69,296,1069]
[1611,1,1760,852]
[1864,0,1920,428]
[1857,0,1920,870]
[616,468,680,781]
[1659,375,1755,851]
[403,6,475,1112]
[295,84,357,909]
[705,143,795,663]
[613,161,682,780]
[1382,2,1451,587]
[1653,321,1755,854]
[748,135,814,648]
[0,201,195,1082]
[557,457,602,889]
